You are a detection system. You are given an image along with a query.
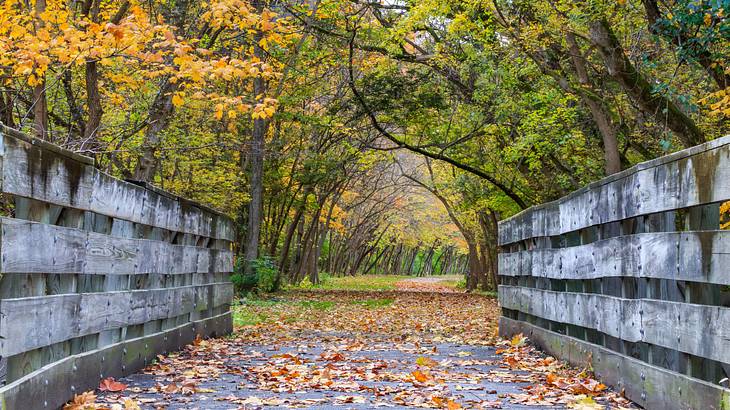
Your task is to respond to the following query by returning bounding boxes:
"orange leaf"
[163,382,179,394]
[580,379,607,393]
[63,391,97,409]
[412,370,432,383]
[447,400,462,410]
[99,377,127,392]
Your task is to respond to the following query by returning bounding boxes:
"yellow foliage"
[0,0,295,122]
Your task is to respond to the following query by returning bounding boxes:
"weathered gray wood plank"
[0,283,233,356]
[499,285,730,365]
[498,135,730,245]
[0,311,232,410]
[499,317,730,410]
[0,218,233,275]
[498,230,730,285]
[0,130,235,241]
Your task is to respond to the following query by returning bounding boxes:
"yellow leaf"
[124,398,141,410]
[416,356,438,367]
[510,333,527,347]
[568,395,603,409]
[171,93,184,107]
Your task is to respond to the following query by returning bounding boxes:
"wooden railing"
[498,136,730,410]
[0,125,235,409]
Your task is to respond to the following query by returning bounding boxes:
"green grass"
[299,300,335,310]
[231,298,286,326]
[349,298,394,308]
[472,290,498,298]
[290,274,413,291]
[232,293,397,327]
[233,308,271,326]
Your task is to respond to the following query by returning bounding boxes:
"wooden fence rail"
[498,135,730,410]
[0,125,235,409]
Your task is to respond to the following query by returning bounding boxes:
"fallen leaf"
[510,334,527,347]
[412,370,432,383]
[569,395,604,409]
[447,399,462,409]
[416,356,438,367]
[63,391,97,409]
[99,377,127,392]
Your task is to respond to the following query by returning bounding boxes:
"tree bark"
[588,19,704,148]
[242,1,270,274]
[134,81,176,180]
[565,32,621,175]
[32,0,49,140]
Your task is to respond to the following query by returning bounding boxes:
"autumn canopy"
[0,0,727,291]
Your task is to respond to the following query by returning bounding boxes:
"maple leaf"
[98,377,127,392]
[411,370,432,383]
[63,391,97,409]
[510,334,527,347]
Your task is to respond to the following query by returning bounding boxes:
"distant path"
[89,291,635,409]
[395,275,461,292]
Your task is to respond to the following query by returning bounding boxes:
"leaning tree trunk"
[588,19,704,148]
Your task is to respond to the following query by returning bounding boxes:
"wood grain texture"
[499,285,730,364]
[0,283,233,356]
[498,135,730,246]
[499,317,730,410]
[0,312,232,410]
[498,230,730,285]
[0,218,233,275]
[0,131,235,241]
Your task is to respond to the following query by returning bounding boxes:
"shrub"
[253,257,278,293]
[231,256,280,294]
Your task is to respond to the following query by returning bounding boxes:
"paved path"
[99,332,556,409]
[91,288,635,409]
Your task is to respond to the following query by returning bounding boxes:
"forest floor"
[75,278,636,409]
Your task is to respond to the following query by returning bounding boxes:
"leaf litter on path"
[74,283,636,409]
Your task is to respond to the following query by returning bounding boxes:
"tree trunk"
[82,0,104,151]
[588,19,704,148]
[565,32,621,175]
[32,0,48,140]
[134,81,176,181]
[242,14,269,274]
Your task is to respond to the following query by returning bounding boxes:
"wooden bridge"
[498,136,730,409]
[0,125,235,409]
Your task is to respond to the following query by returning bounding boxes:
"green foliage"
[231,257,280,294]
